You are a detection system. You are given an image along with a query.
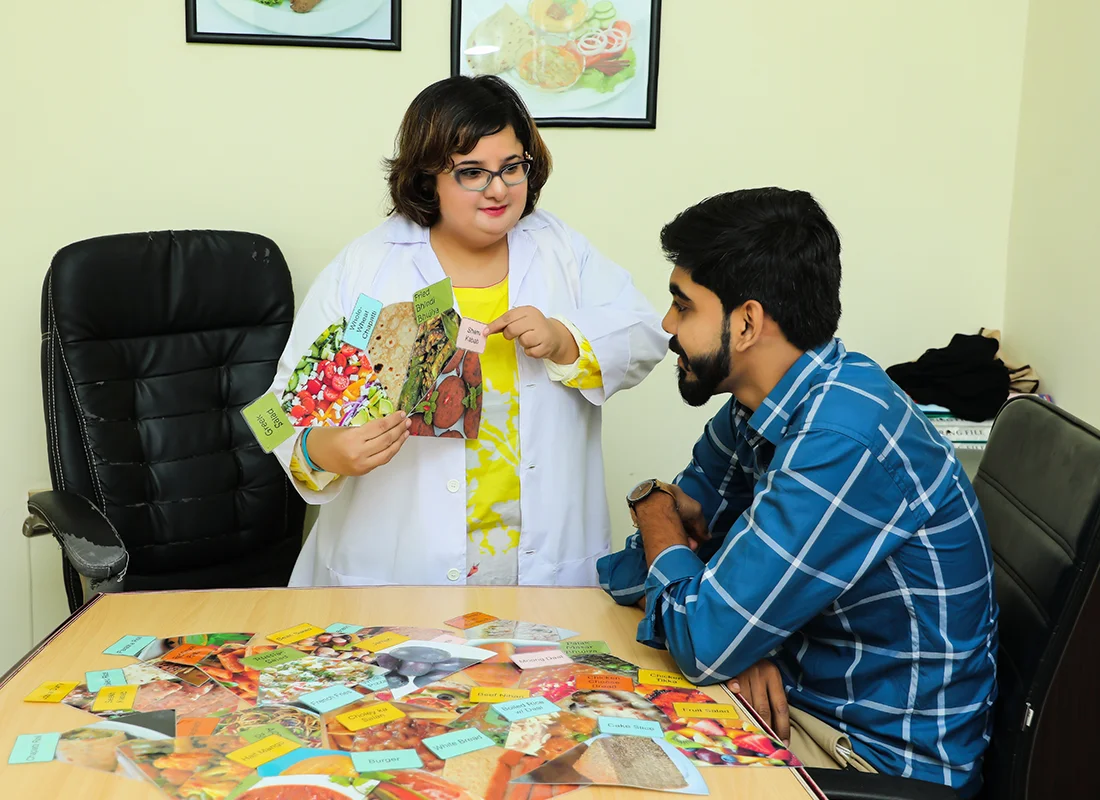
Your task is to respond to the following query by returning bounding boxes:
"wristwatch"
[626,478,678,527]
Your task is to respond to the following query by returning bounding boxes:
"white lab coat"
[268,209,669,588]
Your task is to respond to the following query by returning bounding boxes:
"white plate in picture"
[459,0,651,114]
[214,0,387,36]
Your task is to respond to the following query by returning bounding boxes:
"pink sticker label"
[459,318,489,354]
[510,649,574,670]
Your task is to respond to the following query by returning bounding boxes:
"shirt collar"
[746,338,844,444]
[382,210,549,244]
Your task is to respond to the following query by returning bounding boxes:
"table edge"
[0,592,106,690]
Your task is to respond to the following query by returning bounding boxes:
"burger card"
[244,278,484,447]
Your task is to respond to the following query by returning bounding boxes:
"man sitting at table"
[597,188,998,798]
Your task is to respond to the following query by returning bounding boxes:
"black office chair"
[25,230,306,612]
[807,395,1100,799]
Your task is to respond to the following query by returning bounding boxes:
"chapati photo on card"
[186,0,401,50]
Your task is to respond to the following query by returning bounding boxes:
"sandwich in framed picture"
[452,0,662,128]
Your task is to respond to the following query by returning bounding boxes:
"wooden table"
[0,586,824,799]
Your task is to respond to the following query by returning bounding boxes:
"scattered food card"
[464,619,577,642]
[637,669,695,689]
[85,669,127,693]
[23,681,79,703]
[511,650,574,670]
[103,635,158,658]
[458,317,489,354]
[371,640,494,700]
[8,733,60,765]
[492,696,561,722]
[444,612,498,630]
[267,623,326,646]
[177,717,219,737]
[351,748,423,772]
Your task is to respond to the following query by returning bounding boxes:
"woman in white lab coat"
[267,75,668,588]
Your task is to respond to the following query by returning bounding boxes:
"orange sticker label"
[176,717,219,737]
[444,612,497,630]
[162,644,215,666]
[576,673,635,692]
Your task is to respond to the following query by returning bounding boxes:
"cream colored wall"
[0,1,1029,669]
[1004,0,1100,423]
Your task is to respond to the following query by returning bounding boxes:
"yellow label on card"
[336,702,406,732]
[267,623,325,645]
[355,632,410,652]
[637,669,695,689]
[92,685,138,712]
[226,734,300,768]
[24,681,79,703]
[673,702,742,720]
[469,687,530,703]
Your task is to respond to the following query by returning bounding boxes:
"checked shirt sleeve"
[638,428,916,684]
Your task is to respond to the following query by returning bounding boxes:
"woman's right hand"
[304,412,411,476]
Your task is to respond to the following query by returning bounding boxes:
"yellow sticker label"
[673,702,742,721]
[23,681,79,704]
[355,632,410,652]
[91,685,138,712]
[469,687,531,703]
[637,669,695,689]
[335,702,406,732]
[267,623,325,645]
[226,734,300,768]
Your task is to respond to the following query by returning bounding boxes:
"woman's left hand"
[487,306,580,364]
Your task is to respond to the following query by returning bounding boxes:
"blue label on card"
[597,717,664,737]
[296,685,364,714]
[352,749,424,772]
[86,669,127,693]
[8,733,60,764]
[325,623,362,635]
[103,635,158,658]
[492,695,561,722]
[423,728,495,760]
[344,294,384,351]
[360,675,389,692]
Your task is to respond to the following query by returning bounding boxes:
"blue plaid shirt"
[598,339,998,797]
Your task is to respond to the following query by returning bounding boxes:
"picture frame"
[451,0,662,128]
[186,0,401,51]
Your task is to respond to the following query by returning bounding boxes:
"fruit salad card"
[246,279,484,444]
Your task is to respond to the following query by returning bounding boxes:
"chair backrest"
[973,395,1100,799]
[41,230,304,598]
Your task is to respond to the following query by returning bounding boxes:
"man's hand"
[304,413,411,476]
[666,483,710,550]
[634,491,690,567]
[727,659,790,745]
[487,307,579,364]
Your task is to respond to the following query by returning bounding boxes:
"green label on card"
[240,724,303,745]
[560,640,611,657]
[413,278,454,324]
[240,648,306,670]
[8,733,60,765]
[241,393,294,453]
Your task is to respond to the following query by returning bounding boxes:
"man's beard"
[671,317,731,407]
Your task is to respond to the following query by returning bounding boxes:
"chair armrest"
[804,769,962,800]
[25,490,128,583]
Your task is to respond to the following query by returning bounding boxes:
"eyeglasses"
[452,160,533,192]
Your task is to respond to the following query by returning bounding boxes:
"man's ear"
[732,300,765,352]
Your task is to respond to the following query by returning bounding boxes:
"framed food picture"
[452,0,662,128]
[186,0,401,50]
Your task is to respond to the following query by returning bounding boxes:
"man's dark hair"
[660,188,842,351]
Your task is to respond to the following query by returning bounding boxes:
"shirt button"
[446,568,461,582]
[447,479,460,493]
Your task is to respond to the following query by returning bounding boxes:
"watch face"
[628,479,657,503]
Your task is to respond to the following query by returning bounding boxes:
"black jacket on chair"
[35,230,304,611]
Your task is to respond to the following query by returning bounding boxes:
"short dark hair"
[384,75,553,227]
[660,188,842,351]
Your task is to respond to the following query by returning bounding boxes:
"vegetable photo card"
[242,278,484,452]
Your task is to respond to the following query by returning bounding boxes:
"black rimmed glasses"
[452,159,533,192]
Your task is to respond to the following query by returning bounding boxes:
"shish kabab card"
[243,279,485,453]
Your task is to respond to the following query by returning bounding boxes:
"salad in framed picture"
[451,0,662,128]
